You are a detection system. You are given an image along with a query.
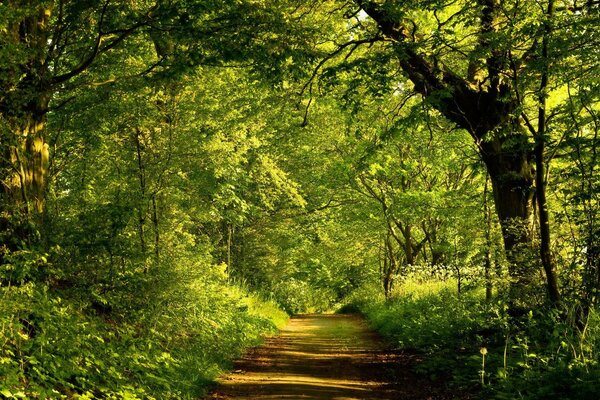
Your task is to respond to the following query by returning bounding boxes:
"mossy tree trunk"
[0,2,52,250]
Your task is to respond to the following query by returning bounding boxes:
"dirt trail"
[208,314,456,400]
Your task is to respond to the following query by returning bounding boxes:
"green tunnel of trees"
[1,0,599,398]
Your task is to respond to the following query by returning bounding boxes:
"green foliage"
[0,262,287,399]
[1,0,599,398]
[342,281,600,399]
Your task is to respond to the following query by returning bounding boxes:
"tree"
[0,0,304,255]
[293,0,597,307]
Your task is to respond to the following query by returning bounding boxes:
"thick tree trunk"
[480,132,541,308]
[0,2,52,251]
[2,109,50,213]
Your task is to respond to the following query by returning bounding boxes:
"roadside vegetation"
[1,1,599,398]
[342,279,600,400]
[1,266,286,399]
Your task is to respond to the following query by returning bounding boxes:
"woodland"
[0,0,599,399]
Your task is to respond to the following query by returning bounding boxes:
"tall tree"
[300,0,598,307]
[0,0,302,254]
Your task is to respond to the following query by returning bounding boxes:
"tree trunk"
[134,129,148,272]
[480,132,541,309]
[484,174,494,301]
[151,194,160,264]
[382,233,396,299]
[404,224,414,266]
[0,2,52,252]
[227,223,233,274]
[533,0,561,305]
[535,141,560,304]
[2,107,50,213]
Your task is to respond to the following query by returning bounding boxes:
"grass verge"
[340,281,600,400]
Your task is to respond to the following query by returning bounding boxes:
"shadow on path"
[207,314,459,399]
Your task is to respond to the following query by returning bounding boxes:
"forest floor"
[207,314,462,399]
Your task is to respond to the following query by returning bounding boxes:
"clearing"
[208,314,460,399]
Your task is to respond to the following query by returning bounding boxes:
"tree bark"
[227,223,234,275]
[383,232,396,299]
[533,0,561,305]
[134,129,148,272]
[151,194,160,264]
[484,174,494,301]
[0,3,52,251]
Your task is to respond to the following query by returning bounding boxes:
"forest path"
[207,314,456,399]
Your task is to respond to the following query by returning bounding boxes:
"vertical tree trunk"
[0,2,52,252]
[480,132,538,308]
[226,223,233,274]
[535,141,560,304]
[534,0,561,305]
[484,174,494,301]
[2,106,51,213]
[151,194,160,264]
[134,129,148,272]
[404,224,414,266]
[383,233,396,299]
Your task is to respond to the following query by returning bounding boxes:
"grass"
[340,279,600,399]
[0,263,288,399]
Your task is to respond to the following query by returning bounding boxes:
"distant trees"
[352,123,481,297]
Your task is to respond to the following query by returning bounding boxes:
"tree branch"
[356,0,514,139]
[50,2,150,85]
[300,36,385,96]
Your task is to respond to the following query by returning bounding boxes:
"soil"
[207,314,463,399]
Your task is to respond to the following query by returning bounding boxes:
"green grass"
[340,280,600,399]
[0,266,288,399]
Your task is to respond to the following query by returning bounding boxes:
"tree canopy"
[0,0,599,398]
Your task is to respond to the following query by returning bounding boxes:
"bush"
[0,257,287,399]
[341,280,600,399]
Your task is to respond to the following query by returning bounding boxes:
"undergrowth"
[341,281,600,399]
[0,257,287,399]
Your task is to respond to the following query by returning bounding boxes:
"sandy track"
[207,314,457,400]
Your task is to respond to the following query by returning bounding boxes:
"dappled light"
[209,315,451,400]
[1,0,599,399]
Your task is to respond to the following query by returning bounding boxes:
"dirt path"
[207,314,457,399]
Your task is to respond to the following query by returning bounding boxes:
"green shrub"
[341,280,600,399]
[0,258,287,399]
